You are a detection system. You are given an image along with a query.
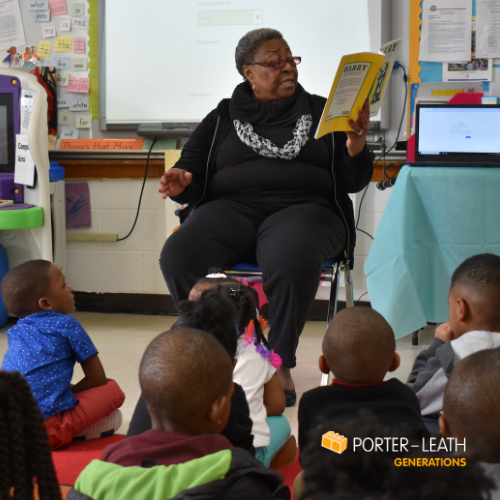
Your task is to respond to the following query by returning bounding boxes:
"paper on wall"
[58,110,73,125]
[57,89,72,107]
[70,3,85,16]
[71,15,90,30]
[54,56,70,69]
[37,40,52,58]
[56,71,70,86]
[443,18,492,81]
[54,36,72,52]
[70,57,87,71]
[33,9,50,22]
[20,90,36,134]
[74,38,86,54]
[476,0,500,58]
[0,0,26,51]
[42,22,56,38]
[75,115,91,128]
[419,0,473,62]
[66,76,90,93]
[59,15,71,31]
[59,126,79,139]
[15,135,36,187]
[28,0,49,9]
[49,0,67,16]
[70,97,90,112]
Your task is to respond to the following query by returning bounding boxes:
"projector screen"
[105,0,386,125]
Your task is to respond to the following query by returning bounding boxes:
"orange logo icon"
[322,431,348,454]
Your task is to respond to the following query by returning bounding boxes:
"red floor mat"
[277,452,303,500]
[52,436,303,498]
[51,435,125,485]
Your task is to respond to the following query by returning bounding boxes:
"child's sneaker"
[72,409,123,441]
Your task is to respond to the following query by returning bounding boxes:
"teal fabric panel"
[365,165,500,339]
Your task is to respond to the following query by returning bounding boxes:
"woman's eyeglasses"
[245,57,301,70]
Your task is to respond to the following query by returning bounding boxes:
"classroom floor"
[0,312,436,438]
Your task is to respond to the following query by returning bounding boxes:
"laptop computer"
[410,104,500,167]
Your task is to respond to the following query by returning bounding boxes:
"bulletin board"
[408,0,500,134]
[0,0,99,138]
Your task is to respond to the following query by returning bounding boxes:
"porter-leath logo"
[322,431,348,454]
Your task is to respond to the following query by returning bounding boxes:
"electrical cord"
[117,137,157,241]
[355,63,409,240]
[357,291,369,302]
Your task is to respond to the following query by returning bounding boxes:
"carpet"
[51,435,303,499]
[279,452,303,500]
[51,434,125,485]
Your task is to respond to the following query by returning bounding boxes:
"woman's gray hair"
[235,28,284,78]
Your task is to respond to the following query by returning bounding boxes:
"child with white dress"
[190,270,296,468]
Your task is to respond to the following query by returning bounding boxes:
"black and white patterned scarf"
[233,114,313,160]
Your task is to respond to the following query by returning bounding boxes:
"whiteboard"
[105,0,389,125]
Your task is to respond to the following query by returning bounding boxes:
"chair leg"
[344,265,354,308]
[321,262,341,387]
[412,330,419,346]
[326,262,341,326]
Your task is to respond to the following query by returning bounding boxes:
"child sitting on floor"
[298,306,429,464]
[440,348,500,498]
[0,370,62,500]
[189,271,295,469]
[407,253,500,430]
[127,285,255,456]
[1,260,124,449]
[72,328,288,500]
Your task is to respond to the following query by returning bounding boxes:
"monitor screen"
[105,0,386,125]
[417,106,500,156]
[0,93,14,171]
[0,105,8,166]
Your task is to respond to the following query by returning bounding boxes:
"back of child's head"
[176,285,238,359]
[0,370,61,500]
[1,260,52,317]
[299,415,494,500]
[323,307,395,383]
[443,347,500,461]
[139,328,233,425]
[450,253,500,322]
[191,268,269,348]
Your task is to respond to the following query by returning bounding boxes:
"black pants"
[160,200,346,368]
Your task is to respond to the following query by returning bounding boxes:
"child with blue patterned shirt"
[1,260,124,449]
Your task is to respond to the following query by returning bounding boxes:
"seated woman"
[159,28,373,405]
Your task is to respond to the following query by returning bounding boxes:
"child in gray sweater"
[407,254,500,430]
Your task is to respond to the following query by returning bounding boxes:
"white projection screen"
[105,0,389,126]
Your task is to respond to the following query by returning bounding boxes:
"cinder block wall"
[66,180,393,302]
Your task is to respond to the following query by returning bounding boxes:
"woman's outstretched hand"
[159,169,193,199]
[346,98,370,157]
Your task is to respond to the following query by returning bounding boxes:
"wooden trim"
[52,156,406,182]
[73,291,371,318]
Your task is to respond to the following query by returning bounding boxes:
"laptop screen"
[415,104,500,162]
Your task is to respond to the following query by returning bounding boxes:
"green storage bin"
[0,207,43,230]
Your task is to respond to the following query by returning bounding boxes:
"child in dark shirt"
[71,328,288,500]
[0,260,124,449]
[128,286,255,455]
[298,306,428,463]
[440,348,500,499]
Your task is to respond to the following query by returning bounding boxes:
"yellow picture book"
[315,39,401,138]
